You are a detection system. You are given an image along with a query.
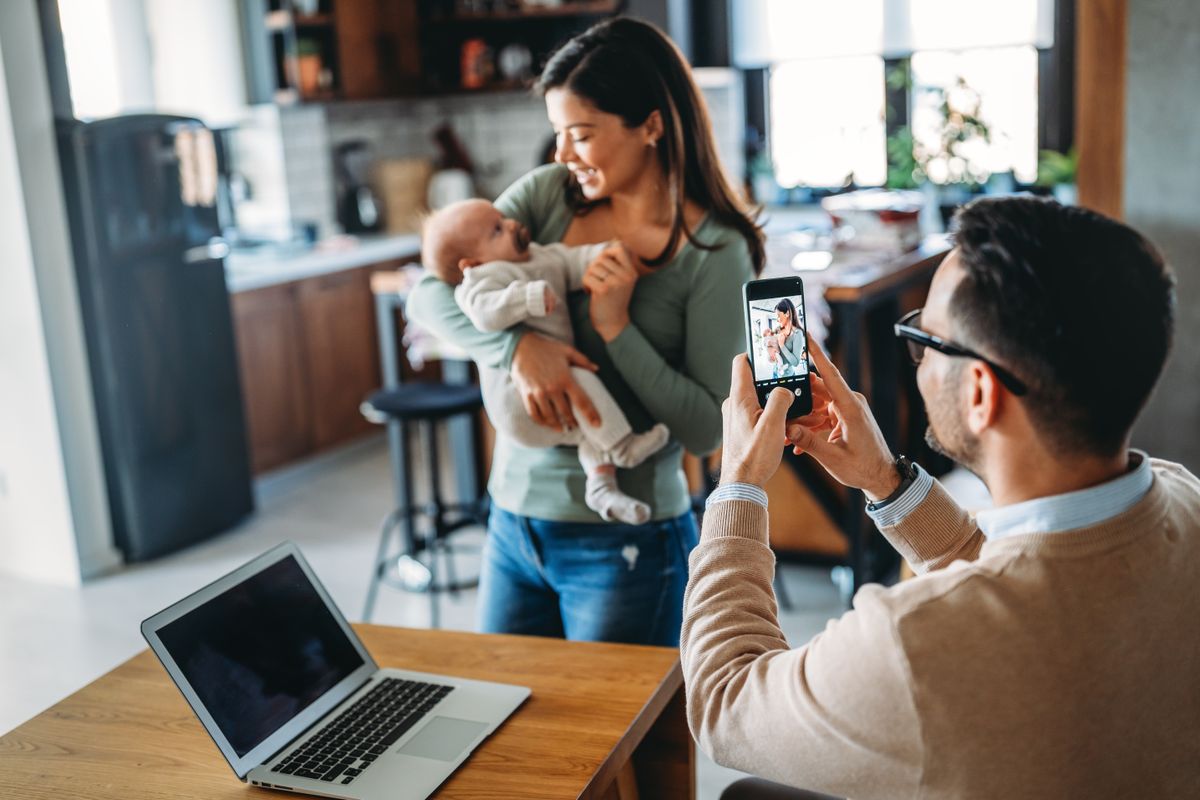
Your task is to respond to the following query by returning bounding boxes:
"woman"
[405,17,763,646]
[768,298,805,377]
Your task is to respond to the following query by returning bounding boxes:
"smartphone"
[743,277,812,417]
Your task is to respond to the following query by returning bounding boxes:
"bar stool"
[360,382,488,626]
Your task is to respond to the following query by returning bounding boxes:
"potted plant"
[1036,147,1078,205]
[292,38,323,96]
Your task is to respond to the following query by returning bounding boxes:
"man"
[681,197,1199,800]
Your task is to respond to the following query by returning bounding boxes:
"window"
[770,57,887,188]
[910,47,1039,185]
[737,0,1054,192]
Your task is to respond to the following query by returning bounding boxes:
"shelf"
[294,13,335,27]
[429,0,620,24]
[430,79,532,95]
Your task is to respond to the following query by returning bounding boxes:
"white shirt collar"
[976,451,1153,542]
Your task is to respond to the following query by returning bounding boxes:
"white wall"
[144,0,248,126]
[60,0,248,127]
[1124,0,1200,471]
[0,2,120,584]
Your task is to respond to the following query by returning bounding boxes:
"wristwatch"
[865,455,918,512]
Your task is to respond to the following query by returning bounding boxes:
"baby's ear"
[458,258,481,271]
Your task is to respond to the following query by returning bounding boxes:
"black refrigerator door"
[60,115,253,561]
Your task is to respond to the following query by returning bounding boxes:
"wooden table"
[0,626,692,800]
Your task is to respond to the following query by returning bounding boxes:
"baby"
[421,199,668,525]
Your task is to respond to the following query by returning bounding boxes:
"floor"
[0,436,849,799]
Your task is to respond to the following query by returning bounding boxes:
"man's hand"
[719,354,795,487]
[543,285,558,315]
[786,335,900,501]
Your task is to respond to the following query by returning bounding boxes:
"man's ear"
[458,257,482,270]
[642,109,664,146]
[965,361,1002,434]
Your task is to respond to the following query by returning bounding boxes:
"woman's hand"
[511,332,602,432]
[583,243,639,342]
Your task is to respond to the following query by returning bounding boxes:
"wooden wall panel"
[1075,0,1128,218]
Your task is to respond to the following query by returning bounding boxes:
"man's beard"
[923,375,982,475]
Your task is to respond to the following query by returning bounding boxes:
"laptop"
[141,541,530,800]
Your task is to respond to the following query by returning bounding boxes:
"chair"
[360,382,488,626]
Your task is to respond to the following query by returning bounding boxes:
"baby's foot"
[585,477,651,525]
[608,423,670,469]
[595,492,651,525]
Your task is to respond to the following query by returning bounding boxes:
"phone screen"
[744,279,812,417]
[749,295,808,383]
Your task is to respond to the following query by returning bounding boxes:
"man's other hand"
[786,335,900,501]
[719,354,795,487]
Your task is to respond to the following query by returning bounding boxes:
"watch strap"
[866,455,917,511]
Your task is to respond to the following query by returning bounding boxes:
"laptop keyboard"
[271,677,454,786]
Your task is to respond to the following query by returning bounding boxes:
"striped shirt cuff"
[866,464,934,528]
[706,482,769,510]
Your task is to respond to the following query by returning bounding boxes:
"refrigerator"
[58,114,254,561]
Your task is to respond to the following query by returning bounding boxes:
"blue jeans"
[477,507,700,646]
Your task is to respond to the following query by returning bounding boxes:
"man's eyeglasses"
[894,309,1028,396]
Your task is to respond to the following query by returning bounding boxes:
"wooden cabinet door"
[296,266,382,451]
[334,0,420,99]
[230,283,313,473]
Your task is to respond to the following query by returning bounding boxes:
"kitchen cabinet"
[231,264,384,474]
[296,267,380,449]
[244,0,421,103]
[244,0,627,102]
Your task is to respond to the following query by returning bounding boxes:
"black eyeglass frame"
[894,308,1029,396]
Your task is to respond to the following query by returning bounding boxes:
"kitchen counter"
[225,232,422,293]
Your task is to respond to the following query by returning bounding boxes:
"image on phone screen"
[743,277,812,417]
[748,295,809,384]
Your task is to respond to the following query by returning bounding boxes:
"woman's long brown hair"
[535,17,765,274]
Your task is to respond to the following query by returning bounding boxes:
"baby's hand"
[543,285,558,315]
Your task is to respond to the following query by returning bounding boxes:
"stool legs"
[365,412,482,626]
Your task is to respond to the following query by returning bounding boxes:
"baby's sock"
[585,470,650,525]
[608,423,670,469]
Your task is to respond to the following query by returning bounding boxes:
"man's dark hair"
[950,196,1175,457]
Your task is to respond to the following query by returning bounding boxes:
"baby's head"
[421,199,532,285]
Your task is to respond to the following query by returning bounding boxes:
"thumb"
[788,423,820,454]
[759,387,792,437]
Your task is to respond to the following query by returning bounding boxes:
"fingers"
[759,386,792,434]
[729,354,756,404]
[547,392,574,432]
[565,381,602,427]
[525,392,554,429]
[806,333,856,405]
[589,252,637,285]
[606,243,639,275]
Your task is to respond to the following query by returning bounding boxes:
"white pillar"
[0,1,121,583]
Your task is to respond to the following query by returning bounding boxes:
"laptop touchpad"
[398,717,488,761]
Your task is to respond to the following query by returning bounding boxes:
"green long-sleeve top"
[775,328,804,368]
[405,164,756,522]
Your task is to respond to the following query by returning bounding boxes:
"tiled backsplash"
[271,68,745,238]
[280,105,338,239]
[324,90,553,203]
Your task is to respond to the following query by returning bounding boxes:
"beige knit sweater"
[681,459,1200,799]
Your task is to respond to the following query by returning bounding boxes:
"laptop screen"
[156,554,365,757]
